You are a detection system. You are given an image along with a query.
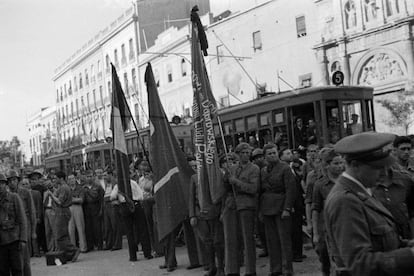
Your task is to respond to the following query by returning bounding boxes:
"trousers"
[55,207,78,260]
[68,204,87,252]
[264,214,293,274]
[0,241,24,276]
[222,208,256,274]
[44,208,56,252]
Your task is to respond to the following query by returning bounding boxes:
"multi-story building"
[206,0,321,106]
[314,0,414,133]
[26,106,57,167]
[138,0,321,121]
[52,1,210,154]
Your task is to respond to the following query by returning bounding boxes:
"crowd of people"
[2,133,414,275]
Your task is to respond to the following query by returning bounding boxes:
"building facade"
[27,106,57,167]
[314,0,414,133]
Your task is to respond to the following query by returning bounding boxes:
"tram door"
[290,103,315,149]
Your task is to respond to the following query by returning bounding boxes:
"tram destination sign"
[332,71,344,86]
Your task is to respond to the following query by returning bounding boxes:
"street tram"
[214,85,375,151]
[44,123,193,174]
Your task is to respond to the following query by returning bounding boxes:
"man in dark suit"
[325,132,414,275]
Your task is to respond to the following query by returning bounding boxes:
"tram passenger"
[307,119,317,145]
[293,117,307,150]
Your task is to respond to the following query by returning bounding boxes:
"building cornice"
[53,7,135,81]
[314,16,414,50]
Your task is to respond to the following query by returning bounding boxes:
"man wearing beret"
[312,148,344,276]
[325,132,414,275]
[222,142,259,276]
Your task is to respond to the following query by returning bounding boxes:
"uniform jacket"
[55,183,73,208]
[189,174,220,219]
[0,192,27,246]
[224,161,259,211]
[324,175,414,276]
[372,168,414,239]
[17,187,36,228]
[260,161,296,216]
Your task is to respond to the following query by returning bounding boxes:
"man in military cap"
[222,142,259,276]
[325,132,414,275]
[7,170,35,276]
[0,173,27,276]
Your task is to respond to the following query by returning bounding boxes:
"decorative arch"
[352,48,407,86]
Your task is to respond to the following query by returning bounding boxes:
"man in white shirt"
[111,176,152,261]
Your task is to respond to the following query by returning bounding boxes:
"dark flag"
[145,62,193,242]
[191,7,225,211]
[110,64,132,199]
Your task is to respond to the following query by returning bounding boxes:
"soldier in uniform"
[393,136,414,173]
[222,142,259,276]
[0,172,27,276]
[260,143,297,276]
[7,170,35,276]
[325,132,414,275]
[372,166,414,239]
[311,148,344,276]
[189,158,224,276]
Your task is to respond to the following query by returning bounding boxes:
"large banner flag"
[110,64,132,199]
[191,6,224,211]
[145,63,193,242]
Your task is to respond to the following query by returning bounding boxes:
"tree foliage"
[377,92,414,135]
[0,136,22,169]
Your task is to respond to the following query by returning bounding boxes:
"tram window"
[247,131,258,148]
[235,119,245,133]
[273,126,289,149]
[214,124,221,136]
[234,133,246,145]
[273,110,284,124]
[291,103,314,148]
[104,150,111,169]
[259,113,270,127]
[247,116,258,130]
[326,100,340,144]
[258,128,272,147]
[223,122,233,135]
[342,100,362,135]
[365,100,374,131]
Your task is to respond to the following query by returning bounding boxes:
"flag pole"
[217,116,238,203]
[118,87,153,172]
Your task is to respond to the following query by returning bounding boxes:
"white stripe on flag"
[113,107,128,155]
[154,167,179,193]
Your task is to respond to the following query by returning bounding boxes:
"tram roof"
[217,85,373,116]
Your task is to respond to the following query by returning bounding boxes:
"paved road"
[31,242,321,276]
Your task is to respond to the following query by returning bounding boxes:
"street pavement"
[31,241,321,276]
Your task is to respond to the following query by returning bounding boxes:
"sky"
[0,0,256,144]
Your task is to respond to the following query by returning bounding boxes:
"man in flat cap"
[222,142,259,276]
[325,132,414,275]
